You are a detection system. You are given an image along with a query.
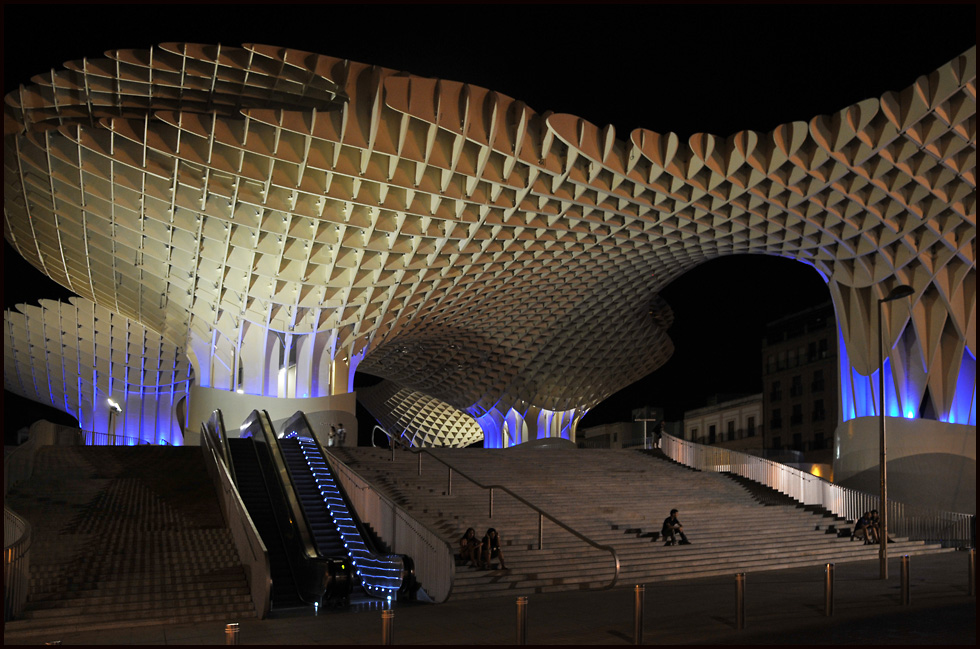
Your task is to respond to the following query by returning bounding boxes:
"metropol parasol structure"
[3,43,975,503]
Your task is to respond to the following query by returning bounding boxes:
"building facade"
[761,303,838,457]
[683,394,763,451]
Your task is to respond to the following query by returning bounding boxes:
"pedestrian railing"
[373,427,622,590]
[660,433,973,547]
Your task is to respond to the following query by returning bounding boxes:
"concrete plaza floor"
[4,550,975,645]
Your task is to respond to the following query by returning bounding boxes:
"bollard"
[735,573,746,630]
[901,555,911,606]
[516,596,528,645]
[824,563,834,616]
[969,548,976,598]
[633,585,645,645]
[224,623,239,645]
[382,610,394,645]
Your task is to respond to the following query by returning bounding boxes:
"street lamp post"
[107,398,122,446]
[877,284,914,580]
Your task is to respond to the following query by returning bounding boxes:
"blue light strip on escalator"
[295,438,403,596]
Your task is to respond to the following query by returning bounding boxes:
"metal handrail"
[659,432,974,546]
[244,411,323,564]
[200,412,272,618]
[375,427,621,590]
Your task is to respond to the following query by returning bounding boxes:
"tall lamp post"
[878,284,914,580]
[107,398,122,446]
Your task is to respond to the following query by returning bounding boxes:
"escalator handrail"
[239,434,311,606]
[244,410,322,563]
[280,411,406,596]
[200,411,272,617]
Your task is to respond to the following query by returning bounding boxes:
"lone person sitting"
[662,508,691,546]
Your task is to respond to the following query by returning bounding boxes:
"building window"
[812,399,826,422]
[767,354,776,373]
[709,425,716,444]
[792,433,802,450]
[689,427,697,441]
[772,436,782,449]
[811,369,825,392]
[819,338,828,358]
[808,341,817,362]
[814,432,825,449]
[790,375,803,397]
[770,380,782,401]
[791,404,803,425]
[771,409,782,430]
[747,417,756,436]
[727,420,735,441]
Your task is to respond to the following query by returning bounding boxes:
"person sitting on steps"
[662,508,691,546]
[480,527,508,570]
[459,527,483,568]
[853,512,877,544]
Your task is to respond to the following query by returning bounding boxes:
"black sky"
[3,4,976,435]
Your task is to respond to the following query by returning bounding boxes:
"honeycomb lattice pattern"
[3,43,975,442]
[358,380,483,448]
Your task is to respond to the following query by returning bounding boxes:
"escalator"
[221,409,408,608]
[228,437,307,609]
[276,412,407,600]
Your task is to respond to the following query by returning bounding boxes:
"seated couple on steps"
[459,527,509,570]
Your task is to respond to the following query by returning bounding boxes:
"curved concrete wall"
[833,417,975,514]
[186,384,357,446]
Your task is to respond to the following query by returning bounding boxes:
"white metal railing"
[4,506,31,621]
[660,433,974,546]
[326,452,456,603]
[201,411,272,618]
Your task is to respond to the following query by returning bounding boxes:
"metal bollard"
[382,610,394,645]
[901,555,911,606]
[735,573,746,630]
[516,596,528,644]
[824,563,834,616]
[969,548,976,598]
[633,585,645,645]
[224,623,239,645]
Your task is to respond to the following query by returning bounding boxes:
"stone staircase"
[4,446,256,636]
[332,447,952,600]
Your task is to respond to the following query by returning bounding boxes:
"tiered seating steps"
[5,446,256,636]
[332,447,952,600]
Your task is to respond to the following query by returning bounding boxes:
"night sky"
[3,4,975,439]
